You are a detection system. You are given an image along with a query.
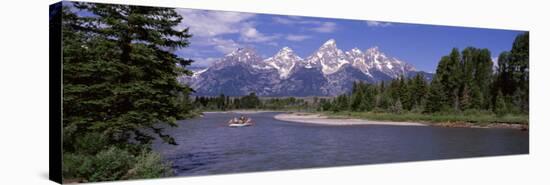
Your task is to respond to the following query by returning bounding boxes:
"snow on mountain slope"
[305,39,350,75]
[264,47,302,79]
[346,47,373,77]
[364,46,416,78]
[184,39,425,96]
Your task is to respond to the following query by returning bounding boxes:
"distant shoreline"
[274,112,528,130]
[199,111,527,130]
[274,112,427,126]
[202,110,284,114]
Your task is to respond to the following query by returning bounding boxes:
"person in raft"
[230,117,239,124]
[239,115,246,124]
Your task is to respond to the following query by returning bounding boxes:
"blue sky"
[69,3,525,72]
[175,8,524,72]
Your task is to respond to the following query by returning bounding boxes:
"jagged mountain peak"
[226,47,258,57]
[213,47,264,69]
[307,39,349,74]
[274,46,300,59]
[363,46,416,78]
[265,46,302,79]
[280,46,294,52]
[321,38,337,47]
[350,47,363,54]
[366,46,381,53]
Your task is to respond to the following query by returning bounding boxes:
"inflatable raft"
[228,123,253,127]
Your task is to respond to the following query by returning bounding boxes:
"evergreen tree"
[460,47,476,110]
[240,92,261,109]
[494,90,507,116]
[409,74,428,110]
[474,48,494,109]
[363,84,376,111]
[460,84,471,109]
[218,94,226,110]
[398,76,412,110]
[350,82,364,111]
[433,48,463,109]
[425,79,446,113]
[494,32,529,113]
[510,32,529,112]
[331,94,350,112]
[63,3,194,151]
[391,98,403,114]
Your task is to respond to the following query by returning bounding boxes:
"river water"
[152,112,528,176]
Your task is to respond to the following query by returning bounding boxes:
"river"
[152,112,528,176]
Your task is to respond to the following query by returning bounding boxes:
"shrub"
[73,132,108,155]
[63,147,171,182]
[63,152,92,181]
[126,151,172,179]
[87,147,136,182]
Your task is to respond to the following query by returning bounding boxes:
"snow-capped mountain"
[264,47,302,79]
[183,39,431,96]
[346,48,372,77]
[305,39,349,74]
[364,46,416,78]
[211,48,264,69]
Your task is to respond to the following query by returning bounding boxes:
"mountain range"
[181,39,432,96]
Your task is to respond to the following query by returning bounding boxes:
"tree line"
[324,32,529,116]
[193,92,315,111]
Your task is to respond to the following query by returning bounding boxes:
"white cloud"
[192,57,219,68]
[273,16,337,33]
[176,9,280,54]
[310,22,337,33]
[286,34,312,41]
[272,16,322,25]
[175,9,254,54]
[205,37,242,54]
[240,27,280,43]
[178,37,242,56]
[366,21,392,27]
[176,9,256,37]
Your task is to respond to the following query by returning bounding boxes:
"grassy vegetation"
[323,110,528,126]
[63,147,172,183]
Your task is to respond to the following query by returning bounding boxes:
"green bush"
[88,147,135,182]
[73,132,108,155]
[63,147,135,182]
[126,151,172,179]
[63,152,92,180]
[63,147,172,182]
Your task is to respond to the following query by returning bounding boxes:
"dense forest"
[59,3,195,182]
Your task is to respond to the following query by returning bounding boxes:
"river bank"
[275,112,528,130]
[202,110,283,114]
[274,112,427,126]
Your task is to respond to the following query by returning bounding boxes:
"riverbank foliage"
[193,93,318,111]
[59,2,194,182]
[326,111,528,125]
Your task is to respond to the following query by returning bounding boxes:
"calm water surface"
[153,112,528,176]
